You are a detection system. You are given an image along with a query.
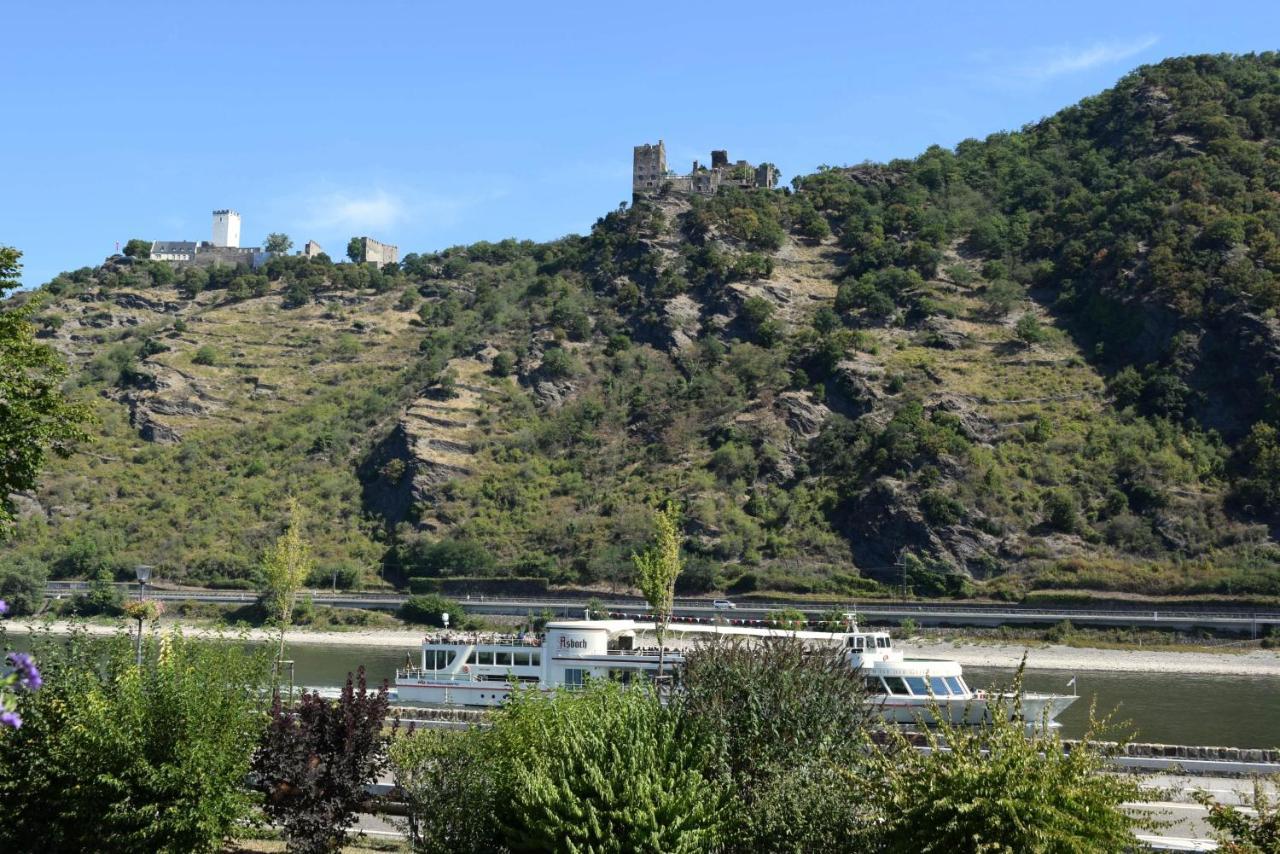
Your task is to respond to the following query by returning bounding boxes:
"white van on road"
[712,599,736,610]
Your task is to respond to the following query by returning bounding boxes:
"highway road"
[47,581,1280,634]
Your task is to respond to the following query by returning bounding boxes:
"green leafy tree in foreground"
[391,681,724,854]
[633,501,683,680]
[1194,776,1280,853]
[0,246,90,535]
[264,232,293,254]
[863,668,1148,853]
[500,683,723,854]
[260,498,313,672]
[677,637,876,852]
[0,628,271,853]
[253,667,391,854]
[346,237,363,263]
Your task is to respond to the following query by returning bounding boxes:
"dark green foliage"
[392,682,725,854]
[1232,422,1280,518]
[1044,488,1080,532]
[0,247,90,533]
[253,667,391,854]
[69,570,124,616]
[539,346,577,378]
[122,239,152,258]
[0,630,271,853]
[0,556,47,615]
[401,539,495,578]
[398,593,463,627]
[674,638,876,851]
[866,675,1146,852]
[490,351,516,376]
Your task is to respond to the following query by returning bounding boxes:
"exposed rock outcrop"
[360,357,494,527]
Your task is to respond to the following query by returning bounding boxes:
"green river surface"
[8,636,1278,748]
[276,645,1280,749]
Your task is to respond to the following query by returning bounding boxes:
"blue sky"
[3,0,1278,287]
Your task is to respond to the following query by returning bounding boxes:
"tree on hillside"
[0,246,90,536]
[346,237,363,263]
[264,233,293,254]
[121,239,152,258]
[633,501,683,682]
[259,498,313,679]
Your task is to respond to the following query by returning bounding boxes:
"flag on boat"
[1066,675,1076,690]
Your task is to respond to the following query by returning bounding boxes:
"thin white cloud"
[301,189,407,232]
[1023,35,1160,80]
[972,35,1160,89]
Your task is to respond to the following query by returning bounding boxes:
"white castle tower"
[211,209,241,248]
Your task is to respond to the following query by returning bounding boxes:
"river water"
[8,636,1278,748]
[275,645,1279,749]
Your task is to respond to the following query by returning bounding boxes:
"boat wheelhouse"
[394,617,1077,726]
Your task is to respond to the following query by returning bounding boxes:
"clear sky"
[3,0,1278,287]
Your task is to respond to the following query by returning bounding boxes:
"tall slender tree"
[633,501,684,682]
[260,498,313,680]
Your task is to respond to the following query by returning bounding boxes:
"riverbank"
[908,638,1280,676]
[7,618,1280,676]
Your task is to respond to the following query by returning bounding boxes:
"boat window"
[514,652,530,667]
[863,677,885,694]
[875,637,890,649]
[426,650,457,671]
[496,651,513,667]
[929,676,950,696]
[467,650,479,665]
[945,677,965,695]
[564,668,587,687]
[480,651,495,666]
[904,677,929,696]
[530,652,541,667]
[847,636,864,650]
[882,676,909,695]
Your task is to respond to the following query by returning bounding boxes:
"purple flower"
[0,599,8,616]
[6,652,42,691]
[0,710,21,729]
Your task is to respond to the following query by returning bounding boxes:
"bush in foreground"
[863,670,1147,853]
[0,628,271,853]
[392,682,724,853]
[253,667,391,854]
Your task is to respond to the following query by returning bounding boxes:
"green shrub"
[191,345,219,366]
[864,670,1145,852]
[0,630,271,853]
[398,593,463,627]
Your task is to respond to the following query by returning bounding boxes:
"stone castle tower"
[632,140,668,194]
[211,209,241,248]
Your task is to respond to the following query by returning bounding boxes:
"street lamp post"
[134,564,153,667]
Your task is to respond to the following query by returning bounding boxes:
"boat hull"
[875,691,1078,728]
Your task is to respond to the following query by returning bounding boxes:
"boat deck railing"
[421,632,543,647]
[396,668,480,683]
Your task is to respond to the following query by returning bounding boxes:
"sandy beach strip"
[907,639,1280,677]
[6,619,1280,676]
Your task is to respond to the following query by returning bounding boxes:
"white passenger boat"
[394,617,1077,727]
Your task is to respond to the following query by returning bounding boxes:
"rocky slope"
[5,53,1280,599]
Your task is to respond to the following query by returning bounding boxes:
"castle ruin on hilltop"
[633,140,777,199]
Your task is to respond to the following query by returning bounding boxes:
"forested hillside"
[4,52,1279,601]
